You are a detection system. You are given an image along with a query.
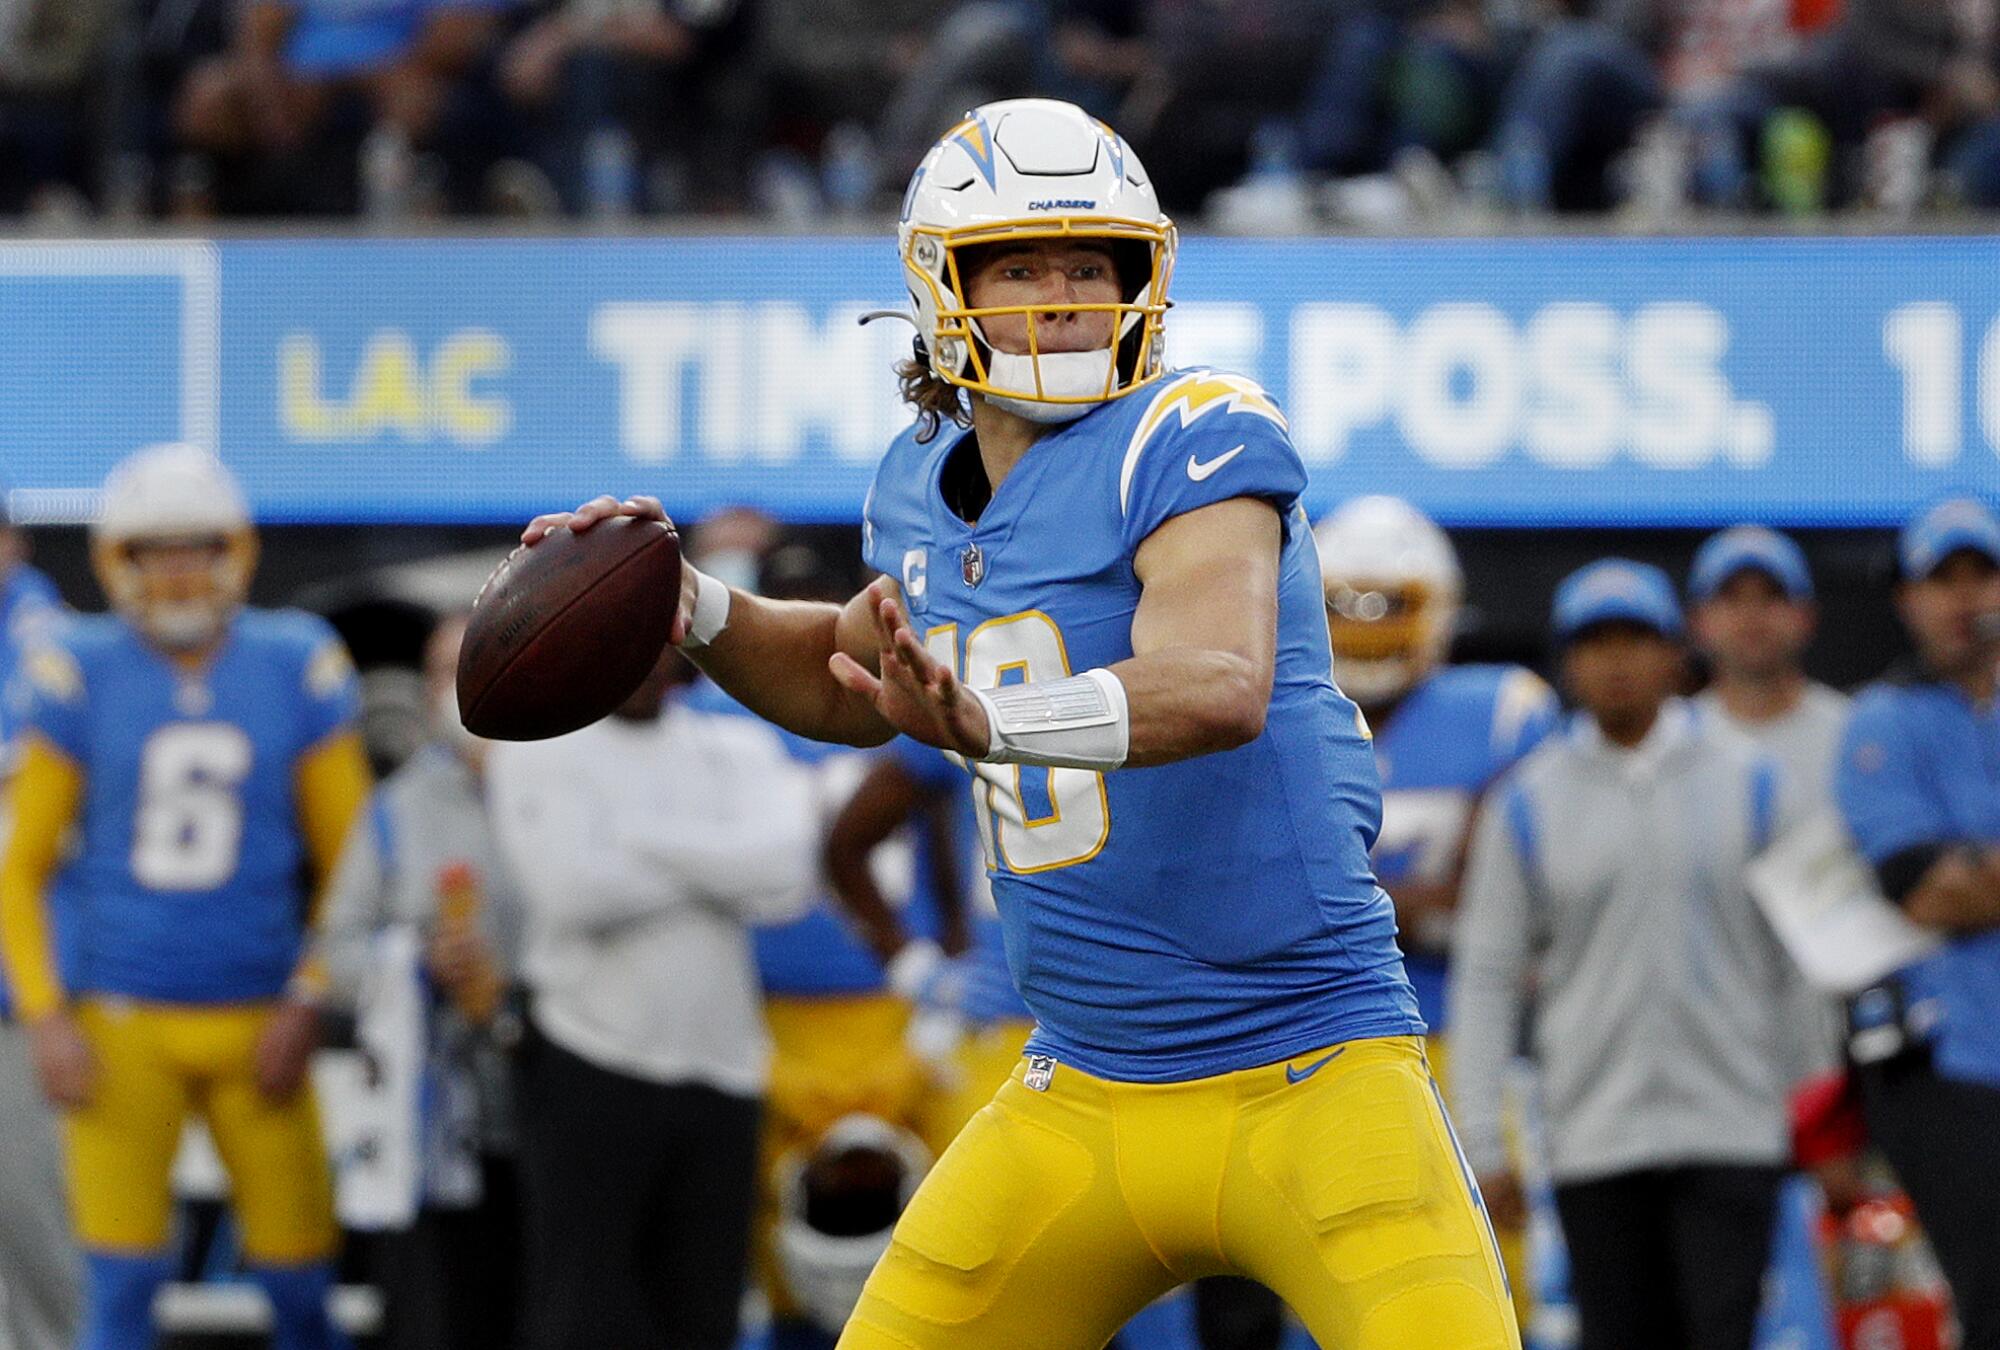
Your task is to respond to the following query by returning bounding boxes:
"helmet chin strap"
[980,348,1115,423]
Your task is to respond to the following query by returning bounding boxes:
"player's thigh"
[838,1076,1176,1350]
[1229,1036,1519,1350]
[191,1008,338,1264]
[62,1001,190,1252]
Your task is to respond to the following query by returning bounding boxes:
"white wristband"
[966,667,1129,772]
[679,565,732,650]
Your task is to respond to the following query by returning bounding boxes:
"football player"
[524,99,1518,1348]
[0,444,370,1350]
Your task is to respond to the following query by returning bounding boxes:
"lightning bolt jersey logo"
[1119,371,1288,517]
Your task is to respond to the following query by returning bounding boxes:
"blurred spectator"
[1070,0,1339,212]
[0,0,114,213]
[486,644,815,1350]
[0,524,76,1350]
[1452,559,1805,1350]
[499,0,755,216]
[878,1,1041,187]
[750,0,942,213]
[1836,498,2000,1350]
[174,0,514,215]
[317,612,527,1350]
[1296,0,1510,191]
[1492,0,1666,212]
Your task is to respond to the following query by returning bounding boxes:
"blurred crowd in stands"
[1,0,1998,225]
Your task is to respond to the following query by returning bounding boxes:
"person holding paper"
[1836,498,2000,1350]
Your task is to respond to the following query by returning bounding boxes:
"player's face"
[1691,570,1812,683]
[116,534,244,649]
[962,241,1122,356]
[1323,578,1439,708]
[1562,622,1683,728]
[1898,550,2000,675]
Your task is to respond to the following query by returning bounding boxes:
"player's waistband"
[1006,1032,1430,1103]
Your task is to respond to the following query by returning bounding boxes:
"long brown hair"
[896,348,972,443]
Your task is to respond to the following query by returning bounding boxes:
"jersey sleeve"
[1117,373,1306,552]
[861,430,930,581]
[294,617,361,748]
[887,735,962,794]
[1836,689,1940,864]
[1492,668,1561,768]
[10,640,89,763]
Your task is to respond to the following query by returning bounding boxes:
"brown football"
[456,516,682,741]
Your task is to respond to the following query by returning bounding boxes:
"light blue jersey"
[888,736,1030,1026]
[17,609,359,1004]
[1372,664,1559,1031]
[862,369,1422,1082]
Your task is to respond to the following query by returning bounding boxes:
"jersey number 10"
[926,612,1111,875]
[132,723,253,890]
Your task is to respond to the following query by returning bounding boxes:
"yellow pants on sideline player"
[840,1035,1518,1350]
[64,999,337,1262]
[918,1018,1036,1150]
[759,993,933,1318]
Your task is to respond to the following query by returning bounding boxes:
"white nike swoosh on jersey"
[1186,445,1246,482]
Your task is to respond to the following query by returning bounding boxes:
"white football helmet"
[91,443,256,651]
[900,98,1175,421]
[774,1114,932,1333]
[1313,496,1463,708]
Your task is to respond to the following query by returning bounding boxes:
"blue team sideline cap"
[1553,559,1684,644]
[1688,525,1813,602]
[1901,498,2000,579]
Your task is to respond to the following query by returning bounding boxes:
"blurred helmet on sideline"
[1312,495,1463,708]
[775,1113,933,1332]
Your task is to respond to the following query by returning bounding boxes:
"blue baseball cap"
[1553,559,1684,644]
[1901,498,2000,580]
[1688,525,1813,603]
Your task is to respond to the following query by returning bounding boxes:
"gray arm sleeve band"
[965,668,1130,772]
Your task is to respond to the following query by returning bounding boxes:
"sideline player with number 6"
[523,99,1518,1348]
[0,444,370,1350]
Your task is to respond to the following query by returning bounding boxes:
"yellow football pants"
[839,1034,1520,1350]
[63,1000,337,1263]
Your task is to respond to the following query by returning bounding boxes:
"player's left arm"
[254,727,369,1103]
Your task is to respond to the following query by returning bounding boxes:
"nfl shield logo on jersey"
[961,543,986,588]
[1023,1054,1056,1092]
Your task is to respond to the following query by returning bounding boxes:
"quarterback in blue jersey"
[524,99,1517,1348]
[0,445,370,1350]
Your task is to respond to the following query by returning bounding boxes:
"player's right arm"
[520,496,896,747]
[0,734,95,1107]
